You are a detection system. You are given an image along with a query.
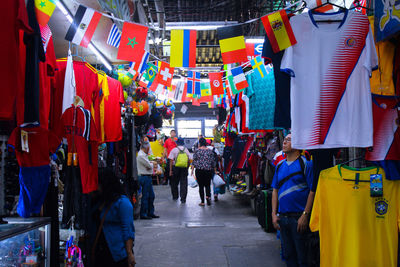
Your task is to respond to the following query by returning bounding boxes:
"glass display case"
[0,217,51,267]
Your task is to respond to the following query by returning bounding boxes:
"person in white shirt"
[137,141,159,220]
[168,138,192,203]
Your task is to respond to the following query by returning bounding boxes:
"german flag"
[217,25,247,64]
[261,10,297,53]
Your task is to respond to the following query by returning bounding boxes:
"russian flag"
[65,5,102,48]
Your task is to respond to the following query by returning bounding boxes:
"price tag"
[21,130,29,153]
[370,174,383,197]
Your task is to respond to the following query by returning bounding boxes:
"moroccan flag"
[117,22,148,62]
[156,61,174,87]
[209,72,224,96]
[217,25,247,64]
[250,56,268,79]
[170,29,197,68]
[199,82,213,103]
[261,9,297,53]
[35,0,57,26]
[65,5,102,48]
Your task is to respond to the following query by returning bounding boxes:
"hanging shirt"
[57,106,99,193]
[365,95,400,161]
[97,71,110,142]
[104,77,124,142]
[246,68,276,130]
[310,165,400,267]
[262,35,291,129]
[281,10,378,149]
[368,16,396,96]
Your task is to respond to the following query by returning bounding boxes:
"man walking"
[168,138,192,203]
[137,140,160,220]
[163,130,177,185]
[271,134,314,267]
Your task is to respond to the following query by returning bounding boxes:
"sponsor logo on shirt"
[345,37,357,47]
[375,198,389,217]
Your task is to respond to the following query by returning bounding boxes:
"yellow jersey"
[310,165,400,267]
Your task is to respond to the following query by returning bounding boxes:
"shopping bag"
[188,174,198,188]
[213,174,226,187]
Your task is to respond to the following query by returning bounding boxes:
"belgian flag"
[217,25,247,64]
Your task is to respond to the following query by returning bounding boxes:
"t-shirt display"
[246,67,275,130]
[57,106,99,193]
[262,35,291,129]
[365,95,400,161]
[281,10,378,149]
[104,77,124,142]
[310,165,400,267]
[0,0,32,120]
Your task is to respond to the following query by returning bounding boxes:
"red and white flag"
[156,61,174,87]
[209,72,224,96]
[65,5,102,48]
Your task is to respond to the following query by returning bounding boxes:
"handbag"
[91,203,113,263]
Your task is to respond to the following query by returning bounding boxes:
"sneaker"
[206,197,211,206]
[181,200,186,204]
[214,195,219,202]
[149,214,160,218]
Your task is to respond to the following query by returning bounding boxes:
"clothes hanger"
[310,0,348,23]
[349,0,373,12]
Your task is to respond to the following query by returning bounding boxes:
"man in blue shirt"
[271,134,315,267]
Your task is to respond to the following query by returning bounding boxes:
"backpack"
[175,148,189,168]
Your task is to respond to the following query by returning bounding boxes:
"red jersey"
[0,0,32,120]
[8,126,60,167]
[57,106,99,193]
[104,77,124,142]
[365,95,400,161]
[51,60,100,134]
[164,138,177,156]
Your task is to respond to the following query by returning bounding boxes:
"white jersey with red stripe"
[281,10,378,149]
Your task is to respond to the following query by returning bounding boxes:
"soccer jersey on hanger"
[281,10,378,149]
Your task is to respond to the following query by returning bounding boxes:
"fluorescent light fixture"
[165,21,237,30]
[56,1,112,71]
[88,44,113,71]
[245,38,265,43]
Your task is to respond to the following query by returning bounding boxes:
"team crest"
[271,20,283,31]
[345,37,357,47]
[375,199,388,216]
[79,23,87,30]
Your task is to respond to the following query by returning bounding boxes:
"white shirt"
[137,149,153,176]
[281,10,378,149]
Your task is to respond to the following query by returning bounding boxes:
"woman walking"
[192,138,216,206]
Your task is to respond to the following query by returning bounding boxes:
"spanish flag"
[261,10,297,53]
[217,25,247,64]
[35,0,57,26]
[170,30,197,68]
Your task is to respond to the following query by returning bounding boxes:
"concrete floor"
[134,185,285,267]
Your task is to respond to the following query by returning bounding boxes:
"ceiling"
[49,0,284,68]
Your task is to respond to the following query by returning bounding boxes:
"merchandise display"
[1,0,400,266]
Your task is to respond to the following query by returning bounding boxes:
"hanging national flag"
[228,66,248,95]
[127,66,138,81]
[107,24,121,48]
[187,71,201,98]
[117,22,148,62]
[261,9,297,53]
[62,49,76,114]
[174,81,186,102]
[40,24,52,53]
[65,5,102,48]
[217,25,247,64]
[129,51,149,75]
[199,82,213,103]
[35,0,57,26]
[170,29,197,68]
[139,63,158,88]
[209,72,224,96]
[192,98,200,106]
[246,42,264,60]
[250,56,268,79]
[156,61,174,87]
